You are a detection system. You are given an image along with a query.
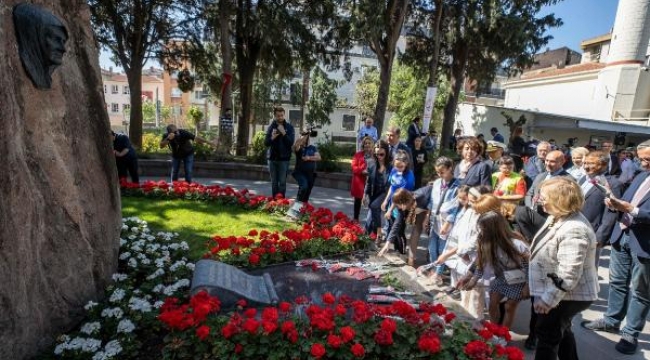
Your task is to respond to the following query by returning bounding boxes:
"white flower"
[109,288,126,303]
[112,273,128,282]
[127,258,138,268]
[119,238,127,247]
[121,224,128,231]
[186,262,195,271]
[101,307,124,319]
[84,301,99,311]
[118,252,131,260]
[129,297,152,313]
[59,337,102,353]
[130,227,139,233]
[128,234,137,240]
[169,260,186,272]
[80,322,101,335]
[146,268,165,280]
[104,339,123,357]
[117,319,135,334]
[153,301,165,308]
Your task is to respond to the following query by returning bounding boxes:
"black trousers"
[353,197,362,221]
[116,157,139,183]
[534,300,592,360]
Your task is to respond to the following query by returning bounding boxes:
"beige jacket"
[528,212,599,308]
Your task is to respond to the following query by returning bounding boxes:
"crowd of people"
[350,122,650,359]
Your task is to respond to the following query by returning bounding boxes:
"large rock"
[0,1,120,358]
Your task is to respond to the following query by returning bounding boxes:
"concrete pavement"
[148,176,650,359]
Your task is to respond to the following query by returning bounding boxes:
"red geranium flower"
[234,344,243,353]
[340,326,356,343]
[242,318,260,334]
[310,343,326,359]
[322,292,336,305]
[418,334,441,354]
[351,343,365,358]
[248,253,261,265]
[380,318,397,333]
[195,325,210,340]
[374,329,394,346]
[279,301,292,312]
[327,334,343,349]
[464,340,492,359]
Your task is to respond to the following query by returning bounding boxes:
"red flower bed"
[158,291,524,360]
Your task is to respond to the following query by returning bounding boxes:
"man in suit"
[406,117,425,152]
[601,140,621,176]
[517,150,570,241]
[385,126,413,167]
[523,141,551,185]
[582,140,650,355]
[579,151,622,266]
[490,127,505,143]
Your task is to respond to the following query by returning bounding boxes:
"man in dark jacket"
[160,124,215,183]
[264,107,295,198]
[111,131,139,183]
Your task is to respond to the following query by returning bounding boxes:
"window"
[111,103,119,113]
[342,115,356,131]
[123,85,130,95]
[171,88,182,98]
[194,90,208,100]
[111,85,119,94]
[123,104,130,112]
[289,110,302,124]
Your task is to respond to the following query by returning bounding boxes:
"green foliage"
[501,111,527,135]
[141,133,167,154]
[306,67,338,127]
[315,137,341,173]
[187,106,204,133]
[354,66,380,118]
[387,62,428,132]
[250,131,268,164]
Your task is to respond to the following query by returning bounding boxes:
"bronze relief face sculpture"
[13,3,68,89]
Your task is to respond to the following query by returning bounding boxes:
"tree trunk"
[236,67,254,155]
[427,0,444,87]
[300,68,310,132]
[440,44,469,151]
[126,66,144,148]
[374,59,393,135]
[0,1,120,358]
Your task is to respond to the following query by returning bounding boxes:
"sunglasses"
[376,153,386,157]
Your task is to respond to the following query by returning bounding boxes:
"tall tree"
[346,0,411,134]
[89,0,201,148]
[306,67,339,127]
[438,0,562,149]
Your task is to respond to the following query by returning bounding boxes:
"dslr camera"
[301,127,318,137]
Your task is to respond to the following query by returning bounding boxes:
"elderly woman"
[454,136,492,188]
[491,155,527,203]
[567,147,589,180]
[529,177,599,360]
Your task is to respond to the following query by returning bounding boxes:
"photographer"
[287,129,320,218]
[159,124,216,184]
[111,130,139,184]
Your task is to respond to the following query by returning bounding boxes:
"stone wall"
[0,1,121,358]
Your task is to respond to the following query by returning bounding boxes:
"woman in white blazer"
[529,177,599,360]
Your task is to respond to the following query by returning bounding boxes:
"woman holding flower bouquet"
[491,156,527,204]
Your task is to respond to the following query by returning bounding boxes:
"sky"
[99,0,621,71]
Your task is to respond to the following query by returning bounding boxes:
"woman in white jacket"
[529,177,599,360]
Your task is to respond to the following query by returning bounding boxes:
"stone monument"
[0,1,121,359]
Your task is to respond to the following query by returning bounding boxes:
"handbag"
[503,269,527,285]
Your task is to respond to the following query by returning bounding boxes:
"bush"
[141,133,167,154]
[315,140,341,173]
[250,131,268,165]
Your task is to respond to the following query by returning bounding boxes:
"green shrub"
[315,140,341,173]
[250,131,268,164]
[141,133,168,154]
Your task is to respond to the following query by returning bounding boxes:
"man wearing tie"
[385,126,412,167]
[582,140,650,355]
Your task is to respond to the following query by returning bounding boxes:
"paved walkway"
[146,176,650,359]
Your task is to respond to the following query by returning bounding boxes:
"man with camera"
[264,107,295,198]
[111,130,139,184]
[160,124,216,184]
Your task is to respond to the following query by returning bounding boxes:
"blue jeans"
[171,154,194,183]
[604,234,636,328]
[621,239,650,339]
[365,192,386,235]
[292,170,315,203]
[268,160,289,198]
[428,231,446,273]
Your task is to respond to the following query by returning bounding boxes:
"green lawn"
[121,197,292,260]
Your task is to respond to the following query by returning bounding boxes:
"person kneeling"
[287,132,320,219]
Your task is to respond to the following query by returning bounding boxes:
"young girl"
[412,136,428,189]
[378,188,418,257]
[461,211,530,328]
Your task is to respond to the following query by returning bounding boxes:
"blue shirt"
[387,168,415,209]
[357,125,378,143]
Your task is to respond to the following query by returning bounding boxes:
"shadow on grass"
[121,197,296,260]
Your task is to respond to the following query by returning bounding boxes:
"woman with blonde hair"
[567,147,589,180]
[529,177,598,359]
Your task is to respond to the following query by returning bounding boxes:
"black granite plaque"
[191,260,279,308]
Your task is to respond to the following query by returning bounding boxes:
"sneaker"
[524,335,537,350]
[615,333,638,355]
[580,318,620,334]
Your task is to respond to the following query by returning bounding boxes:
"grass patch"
[121,197,292,260]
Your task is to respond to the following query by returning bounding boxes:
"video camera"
[301,127,318,137]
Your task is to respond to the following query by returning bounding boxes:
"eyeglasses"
[376,153,386,157]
